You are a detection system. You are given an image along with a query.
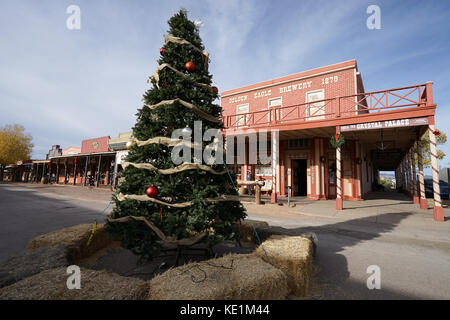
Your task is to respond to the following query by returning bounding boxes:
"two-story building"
[221,60,444,221]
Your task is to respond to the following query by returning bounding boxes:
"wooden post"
[271,130,279,204]
[336,126,343,210]
[64,160,67,184]
[96,155,102,187]
[255,184,261,205]
[73,158,77,185]
[41,163,46,184]
[83,156,89,186]
[403,157,408,196]
[48,160,52,183]
[411,143,419,204]
[56,160,60,184]
[417,138,427,209]
[428,118,444,221]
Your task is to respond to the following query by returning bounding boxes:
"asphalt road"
[0,184,112,264]
[247,212,450,299]
[1,183,450,299]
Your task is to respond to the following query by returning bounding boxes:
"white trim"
[222,64,355,98]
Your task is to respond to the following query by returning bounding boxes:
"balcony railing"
[223,83,433,129]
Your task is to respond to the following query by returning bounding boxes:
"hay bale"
[148,253,288,300]
[26,223,114,263]
[237,219,271,244]
[254,235,313,297]
[0,246,69,288]
[0,267,148,300]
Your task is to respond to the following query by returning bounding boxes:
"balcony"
[223,83,435,132]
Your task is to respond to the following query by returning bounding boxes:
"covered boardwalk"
[48,152,116,187]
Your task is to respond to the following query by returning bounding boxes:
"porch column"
[48,161,52,182]
[417,139,427,209]
[73,158,77,185]
[411,143,419,204]
[64,160,68,184]
[279,140,286,196]
[428,119,444,221]
[271,130,279,204]
[405,155,410,198]
[42,163,46,183]
[336,126,343,210]
[402,160,406,191]
[83,156,89,186]
[56,160,60,184]
[96,155,102,187]
[409,152,414,198]
[112,154,118,189]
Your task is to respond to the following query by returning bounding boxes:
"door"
[236,103,249,127]
[268,97,282,122]
[328,160,336,198]
[292,159,307,196]
[306,89,325,120]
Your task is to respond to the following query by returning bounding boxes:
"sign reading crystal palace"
[220,60,445,221]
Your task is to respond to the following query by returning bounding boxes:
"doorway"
[292,159,307,196]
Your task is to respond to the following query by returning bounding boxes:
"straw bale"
[0,246,68,288]
[148,253,287,300]
[0,267,148,300]
[254,235,313,297]
[26,223,114,262]
[237,219,271,244]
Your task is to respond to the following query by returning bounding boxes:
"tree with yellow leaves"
[0,124,33,181]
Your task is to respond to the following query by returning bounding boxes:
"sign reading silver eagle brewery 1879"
[340,117,428,132]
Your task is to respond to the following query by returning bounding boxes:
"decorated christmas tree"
[106,9,247,262]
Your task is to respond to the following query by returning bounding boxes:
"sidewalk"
[243,191,450,247]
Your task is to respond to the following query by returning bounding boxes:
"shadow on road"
[265,212,425,299]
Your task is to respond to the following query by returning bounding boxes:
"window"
[306,89,325,120]
[268,97,282,122]
[236,103,249,127]
[288,138,309,149]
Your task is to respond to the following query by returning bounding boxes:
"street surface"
[1,183,449,299]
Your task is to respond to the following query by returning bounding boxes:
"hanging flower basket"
[330,133,345,148]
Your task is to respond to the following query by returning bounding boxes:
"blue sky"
[1,0,449,169]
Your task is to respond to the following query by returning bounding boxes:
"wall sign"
[340,117,428,132]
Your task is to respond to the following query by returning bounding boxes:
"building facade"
[221,60,444,221]
[27,133,132,188]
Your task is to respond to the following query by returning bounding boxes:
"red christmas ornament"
[185,61,196,72]
[212,86,219,94]
[146,186,159,198]
[160,48,164,56]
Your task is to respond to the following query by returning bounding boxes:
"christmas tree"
[106,9,247,262]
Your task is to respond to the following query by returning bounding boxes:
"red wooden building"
[221,60,444,221]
